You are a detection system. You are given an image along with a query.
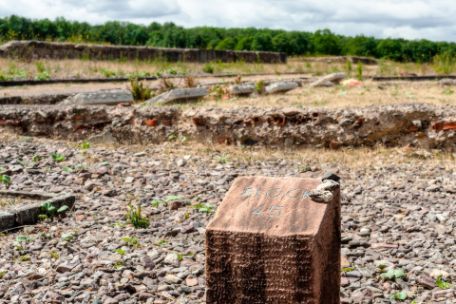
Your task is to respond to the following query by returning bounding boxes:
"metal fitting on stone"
[309,179,340,203]
[308,190,334,203]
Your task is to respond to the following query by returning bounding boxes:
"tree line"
[1,15,456,63]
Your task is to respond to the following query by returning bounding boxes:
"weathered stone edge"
[0,192,75,231]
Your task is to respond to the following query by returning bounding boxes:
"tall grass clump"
[356,63,363,80]
[433,52,456,75]
[129,78,153,102]
[345,59,352,76]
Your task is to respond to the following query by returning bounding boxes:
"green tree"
[311,29,341,55]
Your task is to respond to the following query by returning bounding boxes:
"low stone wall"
[0,104,454,151]
[0,40,287,63]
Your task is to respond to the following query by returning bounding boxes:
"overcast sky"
[1,0,455,42]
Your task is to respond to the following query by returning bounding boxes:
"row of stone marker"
[60,72,346,106]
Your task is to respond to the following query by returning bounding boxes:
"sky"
[0,0,455,42]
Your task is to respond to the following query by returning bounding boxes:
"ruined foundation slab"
[205,176,341,304]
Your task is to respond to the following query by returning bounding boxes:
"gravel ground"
[0,134,455,304]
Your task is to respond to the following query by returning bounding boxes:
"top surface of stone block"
[207,176,331,237]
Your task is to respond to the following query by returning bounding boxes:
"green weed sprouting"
[51,152,65,163]
[129,78,153,102]
[255,80,265,94]
[126,204,150,229]
[40,201,70,218]
[435,275,452,290]
[0,174,11,188]
[356,63,363,80]
[193,202,215,214]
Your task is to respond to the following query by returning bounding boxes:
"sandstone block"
[206,175,341,304]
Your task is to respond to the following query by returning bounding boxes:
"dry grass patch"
[0,197,23,209]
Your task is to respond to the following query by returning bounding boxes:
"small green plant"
[35,61,51,81]
[391,291,407,301]
[0,271,6,279]
[115,248,127,256]
[32,155,42,163]
[79,141,91,150]
[165,195,183,202]
[167,68,178,75]
[203,63,214,74]
[16,235,31,243]
[380,268,406,281]
[184,211,191,220]
[193,202,215,214]
[126,204,150,229]
[113,221,127,228]
[151,195,183,208]
[62,166,73,173]
[50,250,60,260]
[341,266,355,273]
[356,63,363,80]
[100,68,117,78]
[442,88,454,95]
[113,260,124,270]
[41,201,57,217]
[177,253,184,262]
[155,239,168,247]
[215,154,229,164]
[0,174,11,188]
[38,214,48,221]
[121,236,140,248]
[167,132,178,142]
[210,85,226,100]
[129,78,153,102]
[41,201,69,217]
[435,275,452,290]
[4,64,27,80]
[255,80,265,94]
[18,254,31,262]
[51,152,65,163]
[151,199,164,208]
[61,232,76,242]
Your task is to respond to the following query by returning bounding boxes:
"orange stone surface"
[206,176,341,304]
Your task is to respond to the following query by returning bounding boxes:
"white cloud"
[0,0,455,41]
